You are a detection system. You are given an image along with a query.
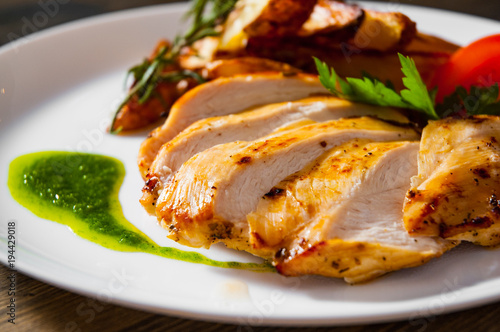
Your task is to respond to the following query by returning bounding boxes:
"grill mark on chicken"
[141,97,409,215]
[251,232,268,248]
[237,156,252,164]
[253,140,455,282]
[156,117,419,250]
[472,168,491,179]
[143,177,159,193]
[137,73,329,179]
[403,115,500,246]
[263,187,285,199]
[439,216,493,238]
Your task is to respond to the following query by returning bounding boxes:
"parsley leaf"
[398,54,439,119]
[346,77,407,108]
[314,54,440,120]
[314,57,352,98]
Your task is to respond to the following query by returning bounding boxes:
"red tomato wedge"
[430,34,500,102]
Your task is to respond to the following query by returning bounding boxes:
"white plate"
[1,2,500,326]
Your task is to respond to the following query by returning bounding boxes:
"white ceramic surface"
[1,2,500,326]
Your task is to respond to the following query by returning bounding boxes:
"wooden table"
[1,1,500,331]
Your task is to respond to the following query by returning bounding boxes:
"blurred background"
[1,0,499,47]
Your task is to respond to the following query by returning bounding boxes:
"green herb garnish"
[314,54,439,120]
[436,84,500,118]
[315,53,500,121]
[398,54,438,119]
[110,0,237,134]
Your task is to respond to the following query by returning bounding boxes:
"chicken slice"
[403,116,500,246]
[156,117,420,249]
[270,140,454,283]
[141,96,408,214]
[247,138,386,257]
[137,73,328,178]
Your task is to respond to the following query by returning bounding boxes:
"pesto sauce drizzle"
[8,152,273,272]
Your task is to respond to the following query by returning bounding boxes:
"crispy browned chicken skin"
[404,116,500,246]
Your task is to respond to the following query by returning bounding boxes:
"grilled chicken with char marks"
[138,73,328,178]
[141,96,408,214]
[129,0,496,284]
[156,117,419,250]
[246,140,454,283]
[404,116,500,246]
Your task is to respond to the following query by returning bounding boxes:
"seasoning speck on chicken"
[155,117,419,252]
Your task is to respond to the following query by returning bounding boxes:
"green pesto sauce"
[8,152,273,272]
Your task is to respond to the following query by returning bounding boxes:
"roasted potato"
[299,0,362,36]
[220,0,317,50]
[351,10,416,51]
[113,1,458,132]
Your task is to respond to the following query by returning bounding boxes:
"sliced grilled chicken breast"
[138,73,328,178]
[156,117,419,249]
[270,140,454,283]
[141,96,408,214]
[404,116,500,246]
[248,138,381,257]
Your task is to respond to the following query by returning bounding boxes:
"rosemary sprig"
[110,0,237,134]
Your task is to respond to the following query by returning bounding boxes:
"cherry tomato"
[429,34,500,102]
